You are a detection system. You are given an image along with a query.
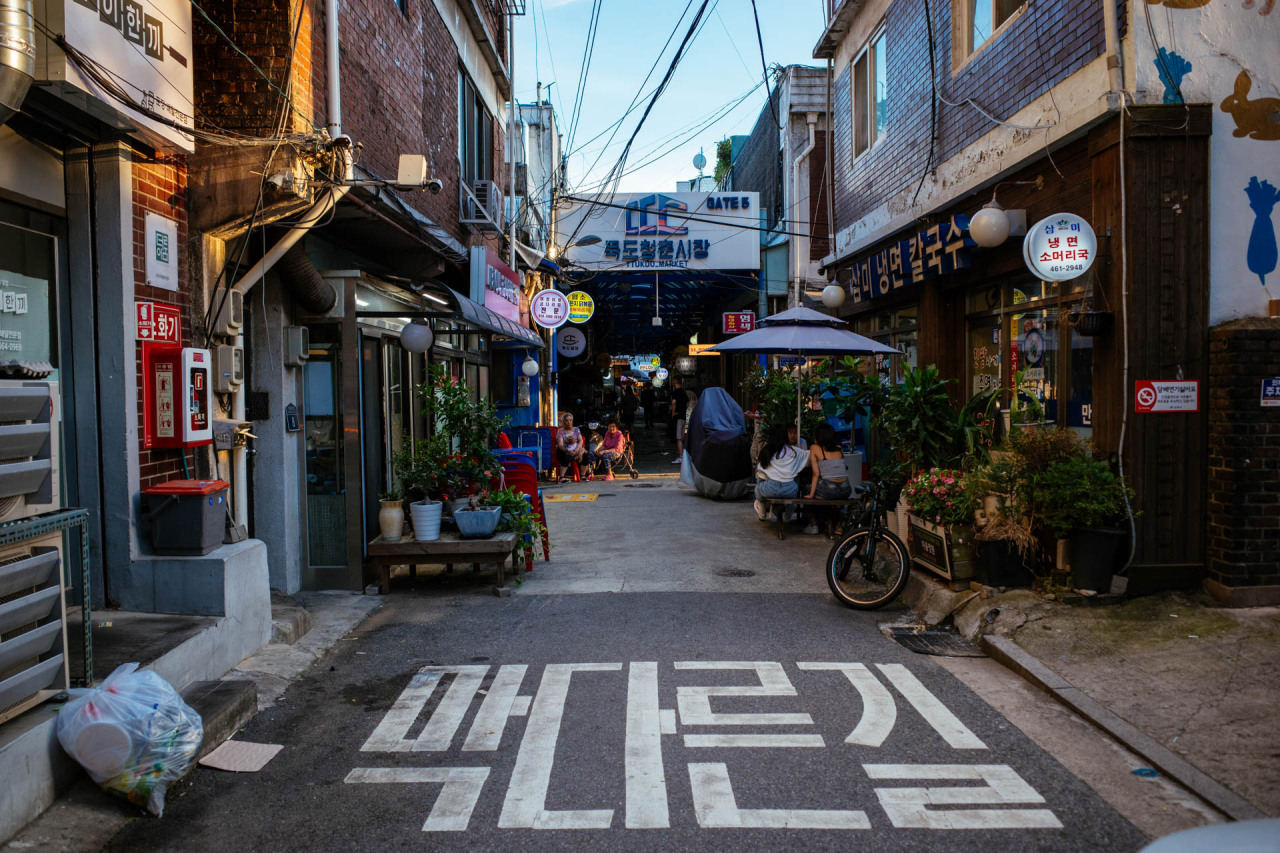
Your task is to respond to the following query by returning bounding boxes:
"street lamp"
[970,202,1011,248]
[400,320,433,353]
[821,284,846,309]
[522,354,540,376]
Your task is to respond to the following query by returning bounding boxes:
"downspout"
[1102,0,1123,97]
[826,58,835,272]
[223,0,351,530]
[791,113,817,307]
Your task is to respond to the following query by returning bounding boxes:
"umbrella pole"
[796,353,804,438]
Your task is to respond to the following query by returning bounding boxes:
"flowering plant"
[902,467,972,528]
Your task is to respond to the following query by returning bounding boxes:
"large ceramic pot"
[410,499,443,541]
[1070,528,1126,593]
[378,500,405,542]
[455,506,501,539]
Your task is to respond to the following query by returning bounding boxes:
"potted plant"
[902,468,976,582]
[378,488,405,542]
[392,434,450,541]
[480,487,546,570]
[454,502,502,538]
[1035,453,1132,593]
[967,458,1038,587]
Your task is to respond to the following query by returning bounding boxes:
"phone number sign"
[136,301,181,345]
[1135,380,1199,413]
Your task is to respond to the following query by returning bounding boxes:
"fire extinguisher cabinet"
[142,479,231,556]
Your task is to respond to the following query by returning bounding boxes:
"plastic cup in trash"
[74,721,134,776]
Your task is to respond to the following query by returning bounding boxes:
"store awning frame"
[355,279,544,349]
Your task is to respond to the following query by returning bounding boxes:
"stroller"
[586,423,641,480]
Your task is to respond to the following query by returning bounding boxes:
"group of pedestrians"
[752,421,852,534]
[554,412,629,482]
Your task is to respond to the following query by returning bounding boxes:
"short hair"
[607,418,619,427]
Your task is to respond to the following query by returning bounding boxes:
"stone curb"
[980,634,1266,822]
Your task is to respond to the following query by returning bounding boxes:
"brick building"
[814,0,1279,603]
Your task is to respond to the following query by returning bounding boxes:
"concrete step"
[180,679,257,761]
[269,605,311,645]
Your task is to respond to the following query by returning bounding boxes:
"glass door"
[303,325,346,568]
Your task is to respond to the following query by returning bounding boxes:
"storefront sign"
[688,343,720,356]
[1262,378,1280,407]
[847,216,976,306]
[0,270,52,363]
[136,301,181,344]
[1135,380,1199,413]
[529,289,570,329]
[567,291,594,323]
[555,192,761,271]
[47,0,196,151]
[1024,214,1098,281]
[655,367,669,379]
[145,213,178,291]
[722,312,755,335]
[469,247,523,325]
[556,327,586,358]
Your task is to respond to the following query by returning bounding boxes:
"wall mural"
[1154,47,1192,103]
[1246,178,1280,293]
[1221,72,1280,140]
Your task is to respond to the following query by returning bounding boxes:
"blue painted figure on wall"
[1153,48,1191,104]
[1245,177,1280,291]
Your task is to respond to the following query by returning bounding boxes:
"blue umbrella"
[708,306,898,429]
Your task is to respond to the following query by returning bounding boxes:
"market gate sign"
[848,216,977,306]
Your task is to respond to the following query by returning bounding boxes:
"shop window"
[851,26,888,161]
[953,0,1024,68]
[0,222,59,378]
[491,350,515,405]
[853,307,916,382]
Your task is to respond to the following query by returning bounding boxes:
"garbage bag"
[56,663,204,816]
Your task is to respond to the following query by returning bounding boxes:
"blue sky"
[514,0,828,194]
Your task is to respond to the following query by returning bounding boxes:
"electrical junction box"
[284,326,310,367]
[211,289,244,337]
[397,154,428,187]
[213,345,244,393]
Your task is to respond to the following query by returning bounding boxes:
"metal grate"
[717,569,756,578]
[883,626,986,658]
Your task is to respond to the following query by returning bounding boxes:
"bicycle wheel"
[825,528,910,610]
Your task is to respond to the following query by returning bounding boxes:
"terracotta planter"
[378,500,405,542]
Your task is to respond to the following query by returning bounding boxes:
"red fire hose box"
[142,479,231,556]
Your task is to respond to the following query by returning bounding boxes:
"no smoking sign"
[1135,380,1198,413]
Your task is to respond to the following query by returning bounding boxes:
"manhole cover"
[882,626,985,657]
[624,483,662,488]
[717,569,757,578]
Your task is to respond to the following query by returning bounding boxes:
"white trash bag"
[56,663,204,816]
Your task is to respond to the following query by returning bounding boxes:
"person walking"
[753,425,809,521]
[620,386,638,430]
[670,378,695,464]
[640,384,656,428]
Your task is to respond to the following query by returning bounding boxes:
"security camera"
[426,179,443,195]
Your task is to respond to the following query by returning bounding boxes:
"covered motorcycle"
[681,387,754,500]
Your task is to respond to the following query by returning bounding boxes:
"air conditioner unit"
[0,532,69,725]
[284,326,310,367]
[211,289,244,337]
[460,179,502,232]
[213,345,244,393]
[0,381,60,524]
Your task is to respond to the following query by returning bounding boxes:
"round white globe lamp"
[970,203,1011,248]
[821,284,846,309]
[399,321,433,353]
[521,355,540,377]
[652,378,664,388]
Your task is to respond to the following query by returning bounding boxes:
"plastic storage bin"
[143,479,230,556]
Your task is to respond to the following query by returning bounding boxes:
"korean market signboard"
[1023,214,1098,281]
[555,193,761,272]
[469,247,523,325]
[567,291,594,323]
[556,327,586,359]
[529,289,570,329]
[1134,380,1199,413]
[722,312,755,335]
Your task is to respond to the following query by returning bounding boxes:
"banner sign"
[470,247,523,326]
[567,291,594,323]
[529,289,570,329]
[1263,378,1280,408]
[847,215,977,306]
[688,343,720,356]
[722,312,755,335]
[1024,214,1098,282]
[1135,380,1199,413]
[555,192,761,271]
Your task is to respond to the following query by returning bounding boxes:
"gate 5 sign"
[1135,380,1199,413]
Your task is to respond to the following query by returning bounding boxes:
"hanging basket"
[1074,311,1114,336]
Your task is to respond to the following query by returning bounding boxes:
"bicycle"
[825,480,911,610]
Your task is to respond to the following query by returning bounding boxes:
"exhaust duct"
[0,0,34,126]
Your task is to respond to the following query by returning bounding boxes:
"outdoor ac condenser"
[0,531,69,725]
[0,381,60,524]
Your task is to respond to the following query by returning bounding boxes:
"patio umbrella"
[708,305,899,432]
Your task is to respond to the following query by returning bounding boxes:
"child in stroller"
[588,418,640,480]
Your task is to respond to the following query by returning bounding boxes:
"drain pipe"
[0,0,35,126]
[790,112,817,307]
[1102,0,1123,97]
[223,0,350,530]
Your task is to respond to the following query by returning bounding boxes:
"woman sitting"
[555,413,591,482]
[596,419,628,481]
[753,424,809,522]
[804,423,852,535]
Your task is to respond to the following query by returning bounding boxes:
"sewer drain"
[624,483,662,488]
[717,569,757,578]
[882,626,985,657]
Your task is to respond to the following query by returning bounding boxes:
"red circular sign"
[529,289,570,329]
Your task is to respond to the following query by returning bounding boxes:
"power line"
[749,0,781,131]
[565,0,603,154]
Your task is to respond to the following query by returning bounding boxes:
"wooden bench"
[366,531,518,596]
[761,497,865,540]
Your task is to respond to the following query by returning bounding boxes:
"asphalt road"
[107,429,1146,851]
[106,589,1144,852]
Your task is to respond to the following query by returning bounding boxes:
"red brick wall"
[132,159,194,491]
[830,0,1112,232]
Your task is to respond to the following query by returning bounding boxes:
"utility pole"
[508,9,518,272]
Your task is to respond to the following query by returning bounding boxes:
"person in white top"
[753,425,809,521]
